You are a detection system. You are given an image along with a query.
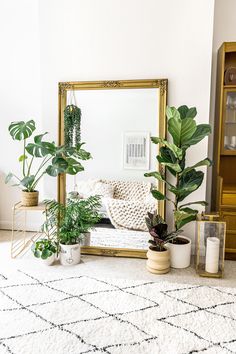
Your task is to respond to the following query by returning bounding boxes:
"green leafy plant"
[31,238,57,259]
[42,195,102,245]
[64,105,82,147]
[5,120,91,192]
[145,105,212,231]
[146,211,182,251]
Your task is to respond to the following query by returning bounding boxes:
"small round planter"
[60,243,81,266]
[21,190,39,207]
[40,254,55,266]
[146,247,170,274]
[167,236,191,269]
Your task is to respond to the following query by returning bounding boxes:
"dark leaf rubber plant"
[41,195,102,246]
[145,105,212,231]
[146,211,182,251]
[5,120,91,192]
[31,238,57,260]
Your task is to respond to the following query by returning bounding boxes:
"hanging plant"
[64,104,81,147]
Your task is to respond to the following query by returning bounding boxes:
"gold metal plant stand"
[11,202,46,258]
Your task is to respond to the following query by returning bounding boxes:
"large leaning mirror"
[58,79,167,258]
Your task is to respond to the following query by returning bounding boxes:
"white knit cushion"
[93,182,114,198]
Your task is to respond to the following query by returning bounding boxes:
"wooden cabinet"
[212,42,236,260]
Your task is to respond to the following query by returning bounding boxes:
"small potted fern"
[145,212,181,274]
[145,105,212,268]
[42,195,102,266]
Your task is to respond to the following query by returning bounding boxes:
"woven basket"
[21,191,39,207]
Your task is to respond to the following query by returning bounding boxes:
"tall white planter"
[167,236,191,269]
[60,244,81,266]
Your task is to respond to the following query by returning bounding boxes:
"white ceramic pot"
[41,254,55,266]
[60,243,81,266]
[167,236,191,269]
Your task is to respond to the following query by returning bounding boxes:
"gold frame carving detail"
[58,79,167,258]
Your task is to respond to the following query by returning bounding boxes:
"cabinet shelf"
[212,42,236,260]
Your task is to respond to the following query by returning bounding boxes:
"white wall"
[207,0,236,208]
[39,0,215,242]
[0,0,42,230]
[0,0,215,244]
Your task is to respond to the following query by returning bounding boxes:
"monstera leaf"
[26,134,56,157]
[9,120,36,141]
[20,175,35,190]
[46,157,68,177]
[66,158,84,175]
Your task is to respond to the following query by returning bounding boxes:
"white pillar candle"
[205,237,220,273]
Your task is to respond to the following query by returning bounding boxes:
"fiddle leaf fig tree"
[6,120,91,192]
[145,105,212,231]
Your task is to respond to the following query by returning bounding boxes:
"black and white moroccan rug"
[0,268,236,354]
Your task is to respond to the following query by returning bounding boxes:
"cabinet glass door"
[223,90,236,153]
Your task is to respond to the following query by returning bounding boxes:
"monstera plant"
[5,120,91,206]
[145,105,212,269]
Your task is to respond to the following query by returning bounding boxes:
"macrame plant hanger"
[64,90,81,193]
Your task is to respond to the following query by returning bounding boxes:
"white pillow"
[93,182,114,198]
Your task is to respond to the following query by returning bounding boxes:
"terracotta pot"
[21,190,39,207]
[146,247,170,274]
[166,236,191,269]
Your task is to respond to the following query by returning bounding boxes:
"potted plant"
[145,105,212,268]
[31,238,57,266]
[42,195,102,266]
[5,120,91,206]
[145,212,181,274]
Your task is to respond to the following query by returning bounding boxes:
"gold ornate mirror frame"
[58,79,167,258]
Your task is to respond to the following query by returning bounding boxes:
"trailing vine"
[64,104,81,147]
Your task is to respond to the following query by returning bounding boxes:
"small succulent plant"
[145,211,182,251]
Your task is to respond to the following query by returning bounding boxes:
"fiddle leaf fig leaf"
[183,124,211,148]
[169,169,204,201]
[144,171,165,181]
[166,106,181,120]
[186,107,197,118]
[179,201,208,208]
[151,190,166,200]
[151,137,183,159]
[177,105,189,119]
[181,158,212,175]
[174,210,197,230]
[9,120,36,141]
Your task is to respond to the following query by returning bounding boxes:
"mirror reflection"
[59,81,167,256]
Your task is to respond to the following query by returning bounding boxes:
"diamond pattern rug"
[0,269,236,354]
